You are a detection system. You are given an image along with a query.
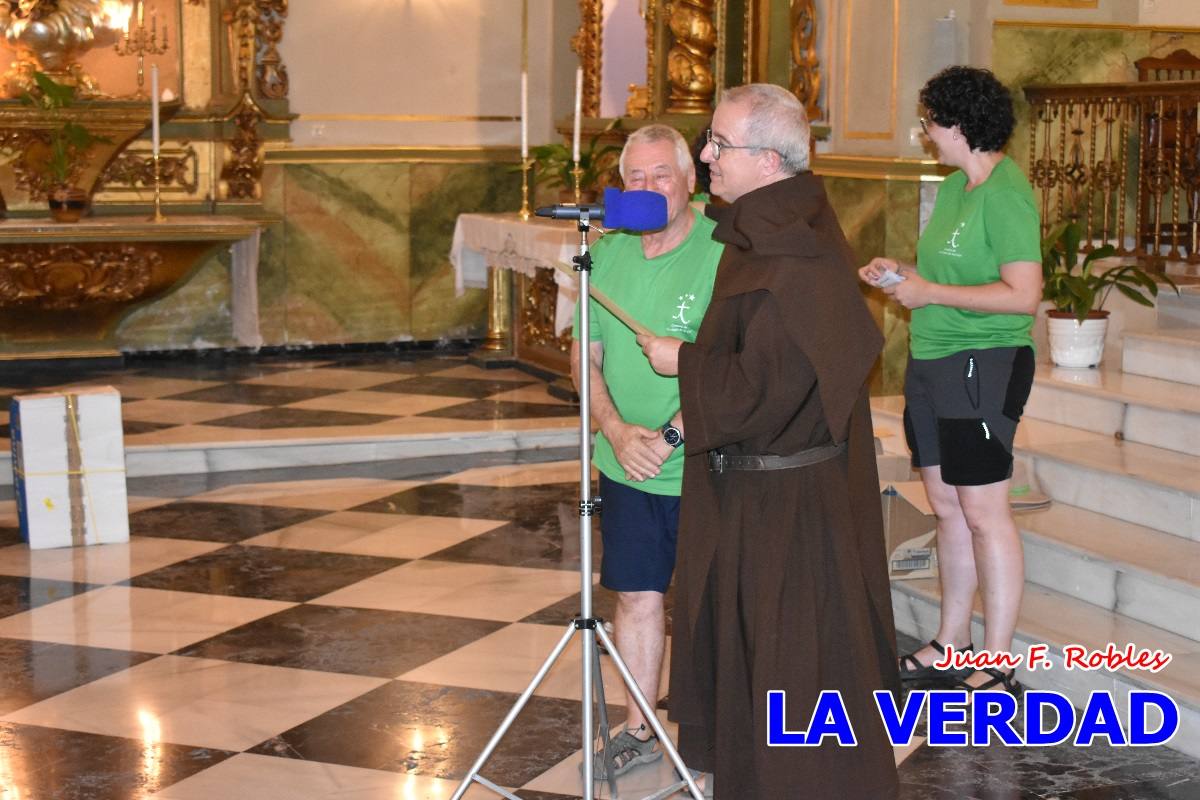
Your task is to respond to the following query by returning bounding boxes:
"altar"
[451,212,598,377]
[0,0,291,359]
[0,215,265,357]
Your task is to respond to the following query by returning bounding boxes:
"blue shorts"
[598,473,680,593]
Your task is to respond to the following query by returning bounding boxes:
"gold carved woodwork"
[0,217,260,348]
[0,0,114,96]
[571,0,602,118]
[0,244,158,311]
[221,101,262,200]
[665,0,717,114]
[97,144,200,193]
[0,101,181,204]
[626,0,658,119]
[791,0,822,120]
[253,0,288,101]
[520,267,571,355]
[219,0,280,200]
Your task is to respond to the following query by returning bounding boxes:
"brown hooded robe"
[669,173,900,799]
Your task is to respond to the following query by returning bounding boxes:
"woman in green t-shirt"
[858,67,1043,695]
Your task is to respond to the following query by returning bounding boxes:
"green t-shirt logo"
[670,292,698,333]
[940,222,967,257]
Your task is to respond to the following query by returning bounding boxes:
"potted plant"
[19,70,111,222]
[1041,220,1178,368]
[529,120,622,203]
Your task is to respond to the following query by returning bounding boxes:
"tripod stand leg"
[450,622,579,800]
[586,629,619,796]
[593,623,706,800]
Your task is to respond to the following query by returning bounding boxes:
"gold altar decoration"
[113,0,168,99]
[0,242,157,309]
[96,142,197,192]
[625,0,660,118]
[0,215,261,349]
[520,268,571,357]
[0,98,178,201]
[217,0,288,201]
[570,0,601,118]
[0,0,126,96]
[219,0,264,200]
[252,0,286,100]
[665,0,717,114]
[790,0,822,120]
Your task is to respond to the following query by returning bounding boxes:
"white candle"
[572,67,583,163]
[150,64,160,156]
[520,72,528,159]
[137,0,143,26]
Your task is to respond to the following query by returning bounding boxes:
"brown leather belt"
[707,441,847,473]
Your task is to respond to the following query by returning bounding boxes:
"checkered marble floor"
[0,355,1197,799]
[0,353,578,453]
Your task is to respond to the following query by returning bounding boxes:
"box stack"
[10,387,130,550]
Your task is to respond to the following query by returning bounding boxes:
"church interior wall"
[38,0,1193,354]
[116,0,572,351]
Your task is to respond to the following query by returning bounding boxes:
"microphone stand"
[451,211,704,800]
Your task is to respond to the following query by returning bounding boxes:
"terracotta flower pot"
[48,186,88,223]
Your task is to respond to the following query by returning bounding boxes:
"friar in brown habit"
[639,84,900,799]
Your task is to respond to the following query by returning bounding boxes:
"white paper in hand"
[874,270,906,288]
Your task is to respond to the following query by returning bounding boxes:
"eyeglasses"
[919,116,930,135]
[705,128,764,160]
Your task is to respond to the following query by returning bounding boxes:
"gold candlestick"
[572,163,583,205]
[114,7,169,99]
[150,153,166,222]
[519,157,532,221]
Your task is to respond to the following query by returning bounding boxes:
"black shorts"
[598,473,679,593]
[903,346,1035,486]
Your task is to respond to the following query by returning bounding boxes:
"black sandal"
[898,638,973,683]
[956,667,1022,695]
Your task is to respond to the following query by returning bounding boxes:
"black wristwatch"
[661,423,684,448]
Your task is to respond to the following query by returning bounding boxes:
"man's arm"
[570,339,672,482]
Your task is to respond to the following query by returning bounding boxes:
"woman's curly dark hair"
[919,66,1014,153]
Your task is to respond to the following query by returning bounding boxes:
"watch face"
[663,426,682,447]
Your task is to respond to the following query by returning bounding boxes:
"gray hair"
[619,124,694,180]
[721,83,810,174]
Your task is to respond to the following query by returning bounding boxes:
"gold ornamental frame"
[573,1,823,122]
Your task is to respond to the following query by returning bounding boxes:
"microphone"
[535,187,668,231]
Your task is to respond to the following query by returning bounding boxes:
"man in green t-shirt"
[570,123,722,779]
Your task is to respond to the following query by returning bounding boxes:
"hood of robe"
[706,172,882,442]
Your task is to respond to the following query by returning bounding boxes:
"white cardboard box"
[10,387,130,550]
[881,481,938,580]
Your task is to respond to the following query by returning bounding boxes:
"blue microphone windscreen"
[603,187,668,231]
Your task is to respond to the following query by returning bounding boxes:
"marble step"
[891,578,1200,759]
[1025,362,1200,457]
[1019,503,1198,641]
[1122,327,1200,387]
[1157,285,1200,328]
[0,426,581,487]
[882,473,1200,642]
[872,399,1200,542]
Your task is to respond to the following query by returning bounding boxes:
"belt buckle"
[709,450,725,473]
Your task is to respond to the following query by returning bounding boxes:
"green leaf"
[32,71,75,108]
[1063,223,1082,267]
[1115,283,1156,307]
